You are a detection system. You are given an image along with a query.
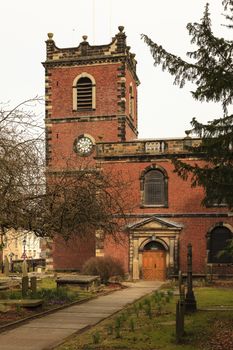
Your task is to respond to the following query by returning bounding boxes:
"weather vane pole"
[92,0,95,44]
[109,0,112,40]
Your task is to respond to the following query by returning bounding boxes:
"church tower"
[43,27,140,168]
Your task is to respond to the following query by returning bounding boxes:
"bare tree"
[0,97,44,248]
[27,165,134,242]
[0,99,133,250]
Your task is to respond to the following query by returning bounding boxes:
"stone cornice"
[42,54,125,67]
[94,153,204,162]
[44,114,138,136]
[42,55,140,85]
[45,115,118,124]
[117,213,233,218]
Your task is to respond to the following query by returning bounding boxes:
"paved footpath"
[0,281,163,350]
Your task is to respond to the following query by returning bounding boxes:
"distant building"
[42,27,233,279]
[3,229,44,261]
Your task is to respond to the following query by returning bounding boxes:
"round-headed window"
[208,226,233,263]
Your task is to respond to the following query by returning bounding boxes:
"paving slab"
[44,312,109,318]
[0,280,163,350]
[0,327,77,350]
[64,306,120,313]
[24,322,88,329]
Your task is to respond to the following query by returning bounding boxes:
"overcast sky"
[0,0,228,138]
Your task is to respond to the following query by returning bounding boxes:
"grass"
[37,277,57,289]
[195,287,233,307]
[55,286,233,350]
[0,277,93,315]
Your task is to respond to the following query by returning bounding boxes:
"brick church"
[43,27,233,280]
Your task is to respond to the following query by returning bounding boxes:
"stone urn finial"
[118,26,124,33]
[47,32,54,40]
[82,35,88,41]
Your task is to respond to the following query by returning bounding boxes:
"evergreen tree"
[142,0,233,209]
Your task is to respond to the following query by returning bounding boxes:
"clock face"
[75,136,93,156]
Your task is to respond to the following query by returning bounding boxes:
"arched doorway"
[142,241,166,281]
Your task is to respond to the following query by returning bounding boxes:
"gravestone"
[4,256,9,276]
[178,270,183,295]
[22,276,29,298]
[185,243,197,312]
[22,260,28,277]
[180,284,185,330]
[176,283,185,342]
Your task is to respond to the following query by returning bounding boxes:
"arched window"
[73,73,96,111]
[140,166,168,207]
[208,226,233,263]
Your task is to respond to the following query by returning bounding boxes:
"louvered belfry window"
[77,77,93,110]
[209,227,233,263]
[144,170,165,205]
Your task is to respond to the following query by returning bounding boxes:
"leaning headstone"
[176,301,181,342]
[30,276,37,296]
[22,276,29,298]
[180,284,185,332]
[4,256,9,276]
[22,260,28,277]
[176,285,185,343]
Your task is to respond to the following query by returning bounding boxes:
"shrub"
[0,290,22,300]
[82,256,124,283]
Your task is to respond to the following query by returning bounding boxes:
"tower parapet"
[43,26,139,86]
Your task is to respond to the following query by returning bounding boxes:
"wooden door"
[142,251,166,281]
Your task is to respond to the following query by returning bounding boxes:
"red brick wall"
[124,122,138,141]
[49,64,120,118]
[124,69,138,139]
[125,70,137,116]
[49,120,119,169]
[101,160,230,214]
[104,233,129,273]
[52,234,95,271]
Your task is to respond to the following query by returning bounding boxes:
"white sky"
[0,0,229,138]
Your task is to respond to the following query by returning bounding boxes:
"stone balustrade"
[96,138,201,158]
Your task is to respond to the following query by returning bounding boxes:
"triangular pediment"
[127,216,182,231]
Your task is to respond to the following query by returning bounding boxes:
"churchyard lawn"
[55,284,233,350]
